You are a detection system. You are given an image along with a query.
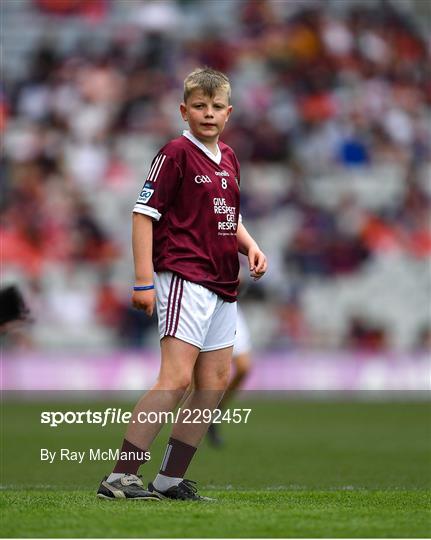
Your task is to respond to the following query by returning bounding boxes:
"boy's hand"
[248,245,268,281]
[132,289,156,317]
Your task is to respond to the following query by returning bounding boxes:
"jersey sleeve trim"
[132,204,162,221]
[146,153,167,183]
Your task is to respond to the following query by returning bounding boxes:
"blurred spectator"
[415,327,431,352]
[271,294,311,350]
[35,0,107,20]
[345,316,388,352]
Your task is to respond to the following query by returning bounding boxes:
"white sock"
[152,473,182,492]
[107,472,127,482]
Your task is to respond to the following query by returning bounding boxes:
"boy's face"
[180,89,232,145]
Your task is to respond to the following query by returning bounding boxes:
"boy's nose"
[205,108,214,117]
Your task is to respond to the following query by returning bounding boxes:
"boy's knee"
[194,367,230,390]
[176,376,193,393]
[215,366,231,388]
[157,372,192,392]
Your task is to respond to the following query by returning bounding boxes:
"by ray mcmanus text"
[40,448,151,464]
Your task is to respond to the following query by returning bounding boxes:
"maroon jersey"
[133,132,241,302]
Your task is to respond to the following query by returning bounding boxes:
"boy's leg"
[150,346,232,498]
[218,351,251,410]
[123,337,200,451]
[208,305,251,447]
[207,351,251,447]
[169,345,232,445]
[97,337,199,499]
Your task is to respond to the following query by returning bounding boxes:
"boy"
[97,68,267,501]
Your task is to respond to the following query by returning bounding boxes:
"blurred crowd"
[2,0,430,351]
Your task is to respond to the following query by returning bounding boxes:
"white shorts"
[233,306,251,356]
[154,272,237,352]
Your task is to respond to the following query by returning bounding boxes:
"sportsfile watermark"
[40,407,252,427]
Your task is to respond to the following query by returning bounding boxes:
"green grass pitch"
[1,396,430,537]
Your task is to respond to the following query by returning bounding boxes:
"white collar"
[182,130,222,165]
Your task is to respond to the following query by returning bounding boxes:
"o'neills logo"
[215,170,230,177]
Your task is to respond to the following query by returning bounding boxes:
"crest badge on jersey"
[138,187,154,204]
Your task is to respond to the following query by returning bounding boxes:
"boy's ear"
[180,102,188,121]
[226,104,233,121]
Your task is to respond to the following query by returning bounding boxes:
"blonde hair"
[183,67,231,103]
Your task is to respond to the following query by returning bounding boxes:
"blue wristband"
[133,285,154,291]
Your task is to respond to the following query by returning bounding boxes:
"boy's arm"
[132,212,156,316]
[237,221,267,281]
